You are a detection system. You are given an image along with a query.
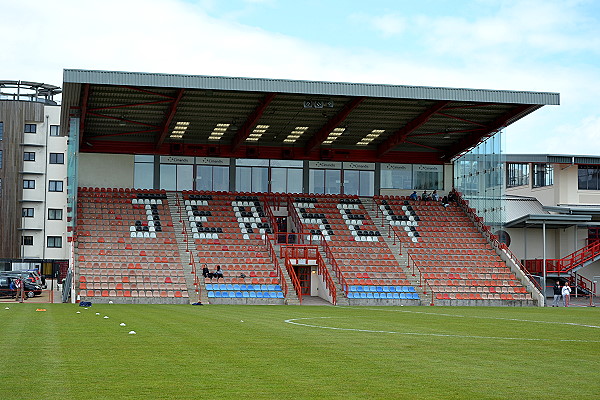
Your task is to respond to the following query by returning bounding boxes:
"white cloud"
[349,12,407,38]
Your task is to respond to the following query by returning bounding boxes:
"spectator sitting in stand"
[214,265,224,280]
[432,190,440,201]
[202,264,211,279]
[441,195,449,207]
[409,191,418,201]
[422,190,431,201]
[448,188,458,203]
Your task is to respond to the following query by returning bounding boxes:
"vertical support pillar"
[542,221,547,307]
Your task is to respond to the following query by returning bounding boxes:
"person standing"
[562,281,572,307]
[552,281,562,307]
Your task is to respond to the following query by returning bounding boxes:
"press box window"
[24,152,36,161]
[22,208,34,217]
[48,180,63,192]
[47,236,62,248]
[49,153,64,164]
[24,124,37,133]
[22,236,34,246]
[48,209,63,220]
[49,125,60,136]
[23,180,35,189]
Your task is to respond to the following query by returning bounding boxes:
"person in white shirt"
[561,282,572,307]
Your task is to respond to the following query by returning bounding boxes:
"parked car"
[0,273,42,297]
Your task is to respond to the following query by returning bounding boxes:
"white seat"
[132,199,138,204]
[147,215,153,221]
[143,232,150,238]
[130,232,136,237]
[191,227,198,233]
[193,233,199,239]
[201,217,207,222]
[148,221,154,227]
[195,216,202,222]
[199,233,206,239]
[184,200,191,206]
[129,226,136,232]
[190,200,197,206]
[243,234,250,240]
[149,227,155,232]
[136,232,143,238]
[150,199,157,205]
[150,232,157,238]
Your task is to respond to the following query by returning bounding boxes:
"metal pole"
[542,221,546,307]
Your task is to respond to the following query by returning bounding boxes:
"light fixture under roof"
[170,121,191,139]
[208,122,230,140]
[283,126,309,144]
[246,124,270,141]
[323,127,346,143]
[355,129,384,145]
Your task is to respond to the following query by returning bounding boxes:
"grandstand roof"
[61,69,559,163]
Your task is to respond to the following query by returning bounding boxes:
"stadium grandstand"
[59,69,559,306]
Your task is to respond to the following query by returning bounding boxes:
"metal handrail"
[316,251,337,305]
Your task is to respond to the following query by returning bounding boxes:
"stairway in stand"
[167,192,205,304]
[362,197,428,304]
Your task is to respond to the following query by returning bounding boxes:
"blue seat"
[240,284,247,291]
[235,291,243,298]
[242,292,249,298]
[360,292,367,298]
[226,284,234,290]
[382,286,390,292]
[249,291,256,298]
[213,291,221,297]
[355,285,363,292]
[221,291,230,298]
[349,286,357,292]
[267,284,275,291]
[386,293,393,299]
[408,286,416,293]
[274,285,281,291]
[206,284,213,291]
[207,291,215,298]
[219,283,227,290]
[348,292,355,299]
[367,293,374,299]
[400,286,409,293]
[263,292,271,298]
[400,293,407,299]
[373,293,380,299]
[376,286,383,292]
[411,293,420,300]
[233,284,241,291]
[246,284,254,291]
[261,284,269,291]
[256,292,263,298]
[276,292,284,298]
[392,293,400,299]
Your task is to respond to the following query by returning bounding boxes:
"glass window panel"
[344,170,359,196]
[236,167,252,192]
[135,154,154,162]
[359,170,374,196]
[49,125,60,136]
[309,169,325,194]
[271,168,287,193]
[270,159,303,168]
[160,164,177,191]
[196,165,213,191]
[287,168,303,194]
[252,167,268,192]
[237,159,269,167]
[134,162,154,189]
[176,165,193,191]
[325,169,341,194]
[213,166,229,191]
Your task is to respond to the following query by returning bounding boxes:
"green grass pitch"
[1,304,599,399]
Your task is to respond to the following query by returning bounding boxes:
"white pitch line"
[340,307,600,329]
[284,317,600,343]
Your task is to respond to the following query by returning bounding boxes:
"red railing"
[280,244,319,260]
[284,257,303,304]
[406,252,436,306]
[546,241,600,274]
[316,251,337,305]
[319,235,350,294]
[454,191,543,293]
[264,234,289,299]
[575,274,596,295]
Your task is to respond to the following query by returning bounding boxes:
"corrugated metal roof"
[63,69,560,106]
[505,196,547,223]
[506,154,600,164]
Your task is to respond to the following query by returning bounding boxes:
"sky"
[1,0,599,155]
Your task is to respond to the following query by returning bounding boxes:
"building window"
[47,236,62,248]
[22,236,34,246]
[49,153,64,164]
[48,180,63,192]
[0,150,2,169]
[22,208,34,217]
[48,209,63,220]
[578,165,600,191]
[532,163,553,188]
[0,121,3,140]
[23,179,35,189]
[507,163,529,188]
[24,124,37,133]
[50,125,60,136]
[24,152,36,161]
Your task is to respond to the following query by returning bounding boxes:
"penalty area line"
[284,317,600,343]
